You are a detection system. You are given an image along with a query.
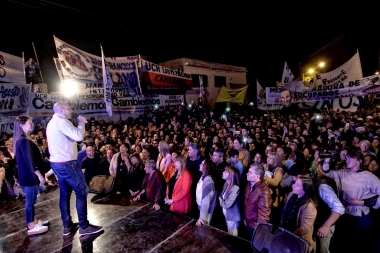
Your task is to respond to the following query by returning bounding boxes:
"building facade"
[159,58,247,107]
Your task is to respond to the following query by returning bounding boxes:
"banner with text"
[216,85,248,103]
[298,96,362,112]
[0,51,30,114]
[140,59,193,88]
[0,115,14,134]
[160,95,184,107]
[54,36,141,96]
[101,46,113,116]
[308,51,363,88]
[265,74,380,104]
[28,93,160,116]
[256,81,281,111]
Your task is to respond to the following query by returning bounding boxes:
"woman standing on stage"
[14,116,49,236]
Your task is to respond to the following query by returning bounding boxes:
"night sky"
[2,1,379,98]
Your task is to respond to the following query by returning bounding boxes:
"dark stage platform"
[0,186,253,253]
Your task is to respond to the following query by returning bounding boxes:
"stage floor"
[0,186,253,253]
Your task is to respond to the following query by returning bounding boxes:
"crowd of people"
[1,101,380,252]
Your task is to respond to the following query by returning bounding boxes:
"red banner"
[141,59,192,88]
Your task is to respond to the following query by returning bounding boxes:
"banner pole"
[32,42,44,83]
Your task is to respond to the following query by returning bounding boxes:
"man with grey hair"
[46,102,103,236]
[133,159,165,210]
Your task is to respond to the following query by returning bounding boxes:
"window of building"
[191,74,208,87]
[214,76,226,87]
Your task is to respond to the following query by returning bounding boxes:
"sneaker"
[63,222,80,236]
[80,230,104,252]
[79,224,103,236]
[37,220,50,226]
[27,224,48,236]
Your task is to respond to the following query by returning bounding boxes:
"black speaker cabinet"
[251,223,314,253]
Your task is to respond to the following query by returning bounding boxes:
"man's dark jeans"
[51,160,89,229]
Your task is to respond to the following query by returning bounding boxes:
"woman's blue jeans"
[22,185,39,224]
[50,160,89,229]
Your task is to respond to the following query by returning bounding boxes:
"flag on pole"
[216,85,248,103]
[199,75,204,100]
[281,61,294,84]
[101,45,113,117]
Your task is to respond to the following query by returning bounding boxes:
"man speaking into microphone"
[46,102,103,236]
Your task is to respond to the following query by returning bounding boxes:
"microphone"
[71,113,87,126]
[71,113,79,127]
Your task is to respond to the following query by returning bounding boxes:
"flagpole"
[32,42,44,83]
[199,75,204,106]
[22,51,26,80]
[137,54,143,95]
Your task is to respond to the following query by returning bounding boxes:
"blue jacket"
[15,135,44,186]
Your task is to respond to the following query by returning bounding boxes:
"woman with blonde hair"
[264,152,285,225]
[156,141,174,183]
[164,155,192,214]
[219,165,241,236]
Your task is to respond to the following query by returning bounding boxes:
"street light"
[302,61,326,83]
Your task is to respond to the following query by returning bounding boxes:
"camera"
[319,150,332,159]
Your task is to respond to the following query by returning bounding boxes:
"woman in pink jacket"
[164,156,192,214]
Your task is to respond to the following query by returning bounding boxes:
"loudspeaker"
[251,223,314,253]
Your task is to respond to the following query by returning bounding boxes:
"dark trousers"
[51,160,89,229]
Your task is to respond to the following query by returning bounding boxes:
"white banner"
[298,96,362,112]
[0,84,30,114]
[101,46,113,116]
[29,93,161,117]
[0,51,30,114]
[281,61,294,85]
[54,36,141,96]
[266,74,380,104]
[160,95,184,107]
[0,51,25,85]
[0,115,14,134]
[256,80,281,111]
[53,57,64,82]
[309,51,363,87]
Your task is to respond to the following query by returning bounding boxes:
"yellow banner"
[216,85,248,103]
